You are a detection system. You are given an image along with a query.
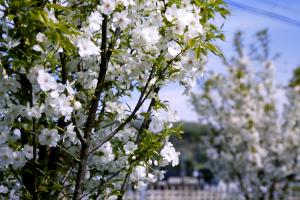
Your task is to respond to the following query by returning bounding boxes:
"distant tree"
[192,30,300,200]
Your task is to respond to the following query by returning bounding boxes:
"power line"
[225,0,300,28]
[252,0,300,16]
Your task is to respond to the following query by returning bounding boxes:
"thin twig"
[57,145,80,162]
[71,116,86,145]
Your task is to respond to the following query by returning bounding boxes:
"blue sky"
[160,0,300,122]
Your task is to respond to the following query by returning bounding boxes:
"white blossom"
[74,101,82,110]
[141,26,160,45]
[23,145,34,160]
[44,7,58,23]
[106,102,126,121]
[167,41,181,58]
[100,0,116,15]
[65,123,78,144]
[36,32,46,42]
[160,142,180,167]
[48,94,73,116]
[113,11,131,30]
[12,128,21,139]
[149,112,164,133]
[13,151,26,169]
[98,142,115,164]
[130,165,146,183]
[37,69,58,92]
[25,105,42,119]
[0,146,14,167]
[0,185,8,194]
[88,11,103,32]
[123,141,137,155]
[38,129,60,147]
[33,44,43,52]
[76,37,100,57]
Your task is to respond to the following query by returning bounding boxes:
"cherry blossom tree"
[192,30,300,200]
[0,0,228,199]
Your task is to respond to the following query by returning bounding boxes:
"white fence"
[125,188,242,200]
[125,179,300,200]
[125,189,300,200]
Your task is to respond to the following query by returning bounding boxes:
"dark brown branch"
[117,173,131,200]
[72,14,108,199]
[72,16,121,200]
[47,50,69,198]
[83,16,108,138]
[136,86,160,143]
[59,51,67,84]
[32,119,38,200]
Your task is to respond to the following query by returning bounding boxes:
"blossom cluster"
[0,0,227,199]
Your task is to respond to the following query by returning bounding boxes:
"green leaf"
[47,4,70,11]
[35,10,49,26]
[188,38,197,48]
[195,45,204,59]
[206,43,223,57]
